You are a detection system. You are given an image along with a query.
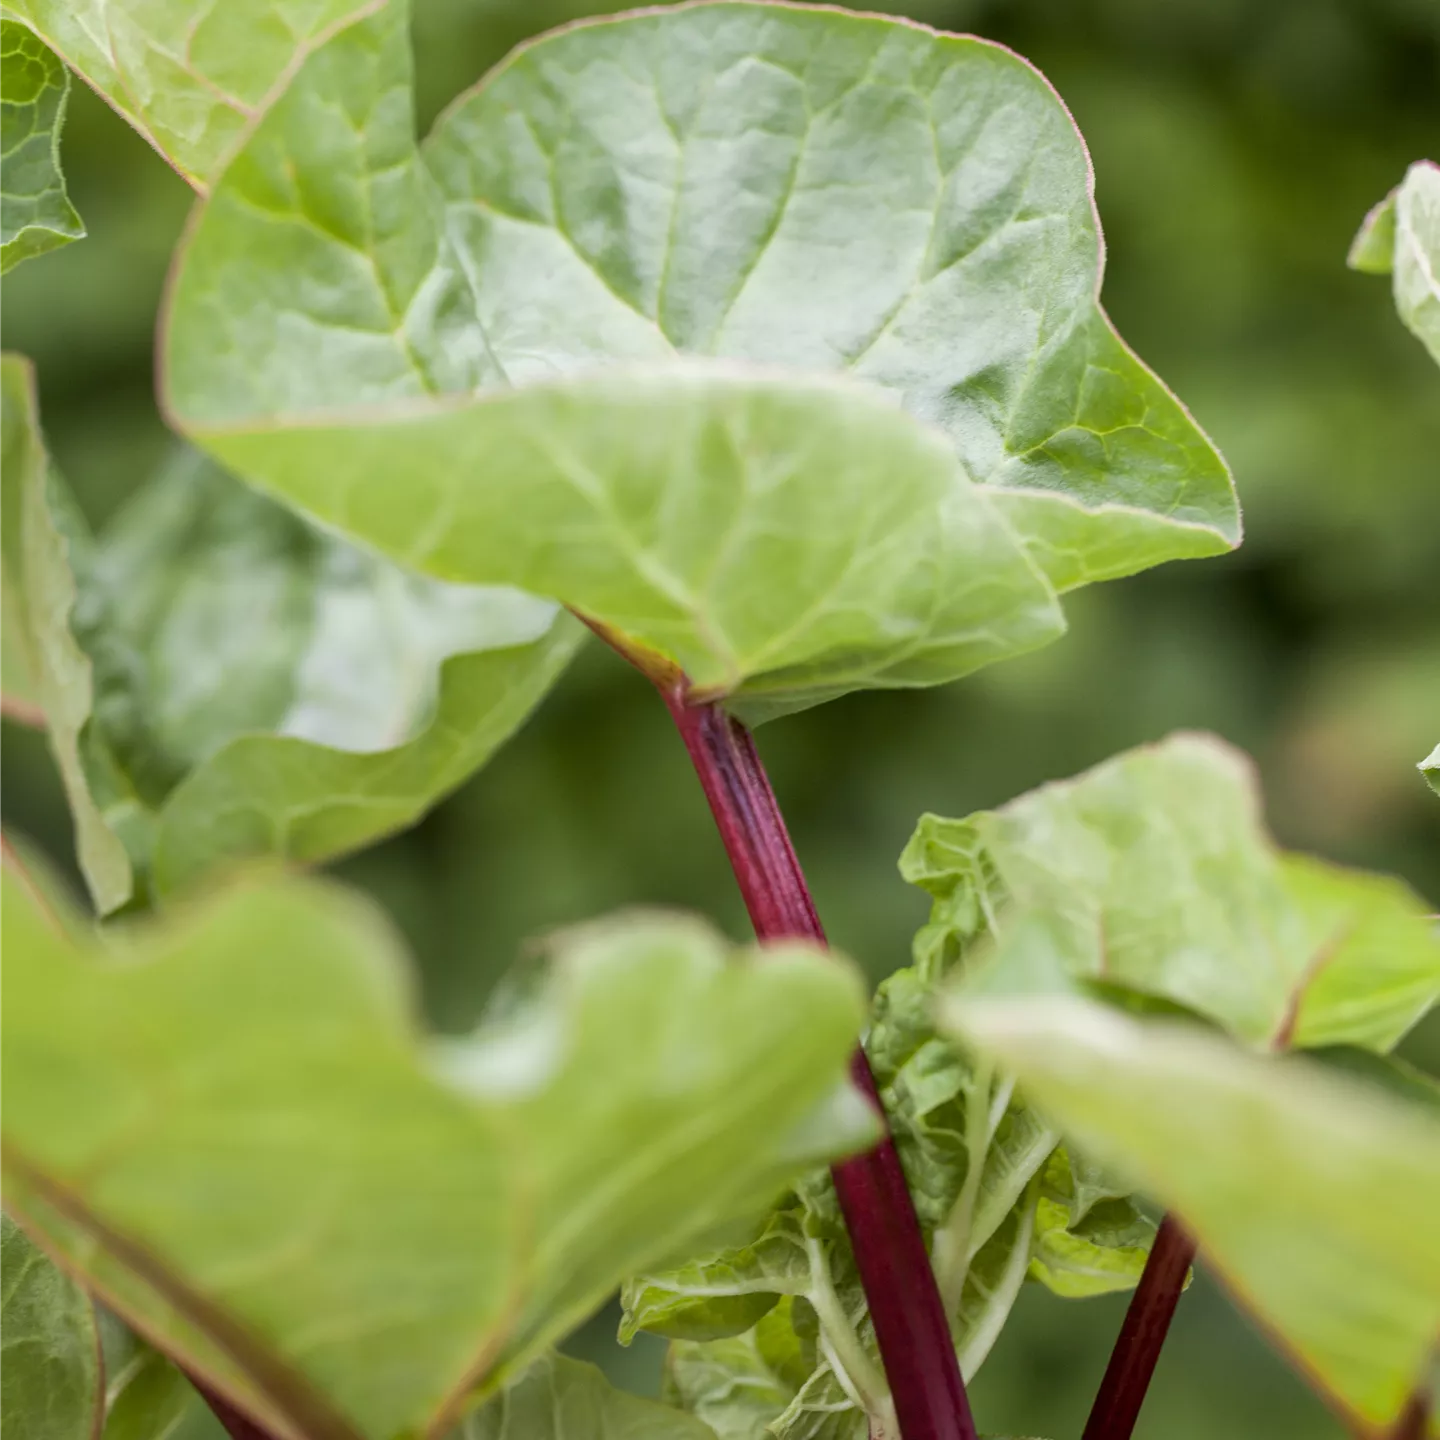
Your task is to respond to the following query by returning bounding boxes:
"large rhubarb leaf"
[946,995,1440,1433]
[0,19,83,272]
[154,0,1235,719]
[1,352,582,913]
[903,732,1440,1052]
[1,869,875,1440]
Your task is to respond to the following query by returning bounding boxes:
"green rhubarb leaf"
[457,1352,713,1440]
[159,0,1237,718]
[1,1214,102,1440]
[903,732,1440,1051]
[1,870,875,1440]
[946,994,1440,1433]
[663,1326,796,1440]
[0,19,84,273]
[1350,161,1440,365]
[3,0,381,190]
[2,358,583,913]
[1420,742,1439,797]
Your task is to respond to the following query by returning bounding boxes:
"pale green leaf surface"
[2,871,873,1440]
[457,1353,714,1440]
[3,0,383,190]
[162,0,1237,716]
[0,20,83,272]
[1,1214,101,1440]
[946,995,1440,1430]
[904,732,1440,1050]
[1420,742,1439,796]
[2,361,583,912]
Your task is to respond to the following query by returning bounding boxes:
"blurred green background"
[3,0,1437,1436]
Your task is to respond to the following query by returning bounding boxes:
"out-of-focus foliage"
[4,0,1438,1436]
[1349,160,1440,364]
[2,353,583,914]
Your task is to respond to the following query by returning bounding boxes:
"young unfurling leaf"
[456,1352,714,1440]
[622,949,1153,1439]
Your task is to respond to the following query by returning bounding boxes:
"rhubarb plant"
[2,4,1437,1440]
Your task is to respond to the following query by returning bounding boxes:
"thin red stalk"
[1082,1213,1196,1440]
[660,683,978,1440]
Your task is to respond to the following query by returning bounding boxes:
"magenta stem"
[662,685,978,1440]
[1082,1214,1196,1440]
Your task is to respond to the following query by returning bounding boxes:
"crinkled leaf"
[161,0,1237,719]
[1420,742,1439,797]
[456,1352,713,1440]
[3,0,381,190]
[0,20,84,273]
[946,995,1440,1432]
[1,870,875,1440]
[663,1339,783,1440]
[1027,1148,1156,1299]
[1350,161,1440,366]
[1,356,583,913]
[663,1315,800,1440]
[625,950,1152,1439]
[1,1213,102,1440]
[903,732,1440,1051]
